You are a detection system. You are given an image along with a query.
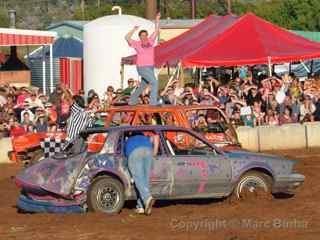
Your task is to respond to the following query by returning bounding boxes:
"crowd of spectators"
[1,67,320,139]
[159,70,320,128]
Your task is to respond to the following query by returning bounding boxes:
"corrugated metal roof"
[47,21,88,31]
[47,18,204,31]
[28,36,83,59]
[29,57,60,92]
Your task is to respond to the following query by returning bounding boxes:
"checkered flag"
[40,137,66,158]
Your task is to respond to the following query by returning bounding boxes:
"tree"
[0,9,9,28]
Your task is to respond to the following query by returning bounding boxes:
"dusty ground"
[0,149,319,240]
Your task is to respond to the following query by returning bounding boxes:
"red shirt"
[10,126,26,138]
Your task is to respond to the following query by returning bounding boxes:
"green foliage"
[0,10,9,28]
[73,2,144,21]
[0,0,320,31]
[233,0,320,31]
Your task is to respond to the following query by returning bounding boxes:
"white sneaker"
[144,197,155,216]
[134,208,145,214]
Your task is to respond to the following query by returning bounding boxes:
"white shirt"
[20,109,35,123]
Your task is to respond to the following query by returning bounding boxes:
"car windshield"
[186,108,227,133]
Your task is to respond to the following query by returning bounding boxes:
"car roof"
[104,104,220,112]
[81,125,198,135]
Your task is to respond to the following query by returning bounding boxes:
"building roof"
[0,28,57,46]
[28,36,83,59]
[47,21,88,31]
[47,18,204,31]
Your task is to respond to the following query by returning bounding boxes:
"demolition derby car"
[15,126,304,214]
[9,105,239,165]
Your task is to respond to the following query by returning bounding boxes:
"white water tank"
[84,13,155,96]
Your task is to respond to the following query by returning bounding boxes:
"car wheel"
[87,176,125,214]
[234,171,272,199]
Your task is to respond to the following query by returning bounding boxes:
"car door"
[150,151,174,198]
[161,129,232,198]
[120,129,173,198]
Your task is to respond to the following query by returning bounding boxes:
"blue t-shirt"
[125,135,153,157]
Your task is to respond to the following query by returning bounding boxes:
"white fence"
[237,122,320,151]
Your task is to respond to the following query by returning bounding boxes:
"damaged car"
[15,126,305,214]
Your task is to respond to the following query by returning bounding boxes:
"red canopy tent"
[122,13,320,68]
[0,28,57,94]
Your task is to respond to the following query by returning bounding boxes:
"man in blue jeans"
[125,132,159,215]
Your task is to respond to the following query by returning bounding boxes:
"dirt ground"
[0,149,319,240]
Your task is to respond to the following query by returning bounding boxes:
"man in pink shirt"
[125,13,160,106]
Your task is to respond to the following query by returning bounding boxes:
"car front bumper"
[17,194,86,214]
[272,173,305,194]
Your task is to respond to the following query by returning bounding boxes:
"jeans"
[128,147,153,209]
[129,66,159,106]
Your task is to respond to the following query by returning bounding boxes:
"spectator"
[241,113,257,128]
[9,117,26,137]
[123,79,136,96]
[34,115,48,133]
[21,112,34,133]
[16,87,30,106]
[103,86,115,108]
[25,92,43,109]
[314,95,320,121]
[20,103,34,123]
[279,107,293,125]
[300,96,316,122]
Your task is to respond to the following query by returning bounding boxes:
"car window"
[121,130,163,156]
[159,112,178,126]
[135,112,178,126]
[162,130,217,156]
[186,109,227,133]
[111,111,135,127]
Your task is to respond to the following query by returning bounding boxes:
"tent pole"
[180,64,185,87]
[289,62,292,74]
[120,64,124,89]
[268,56,272,77]
[301,62,311,74]
[26,46,30,67]
[310,60,314,76]
[42,46,46,95]
[49,44,54,93]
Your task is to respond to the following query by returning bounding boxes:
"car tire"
[87,176,125,214]
[233,171,272,199]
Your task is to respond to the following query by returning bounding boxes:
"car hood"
[15,153,88,197]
